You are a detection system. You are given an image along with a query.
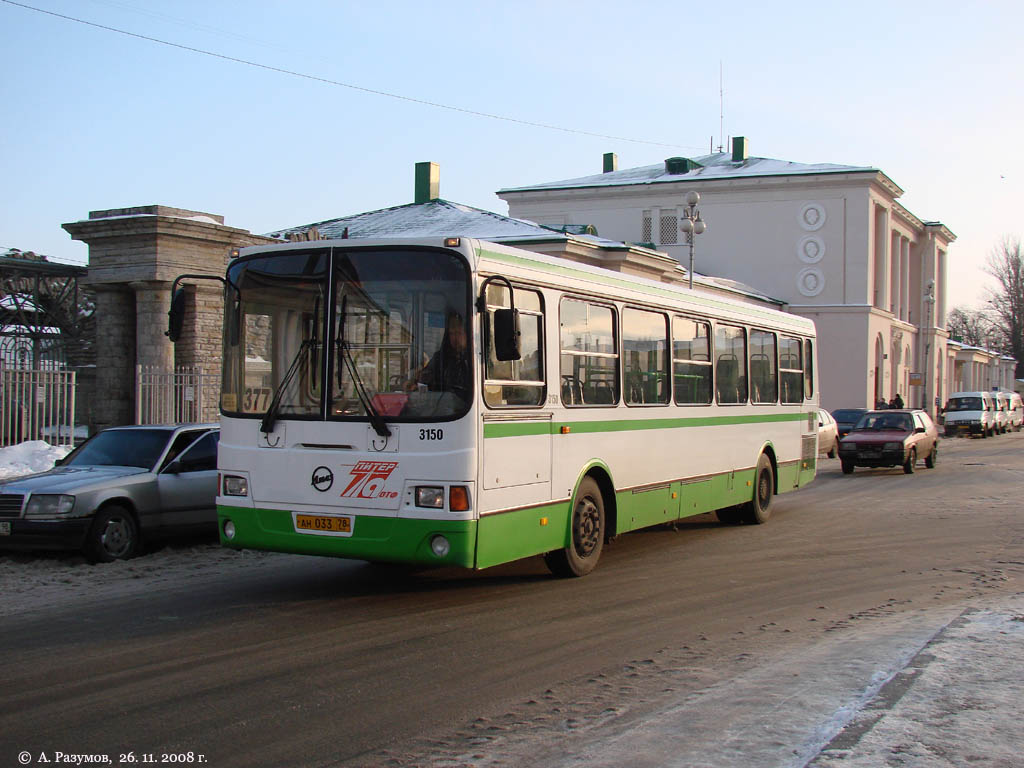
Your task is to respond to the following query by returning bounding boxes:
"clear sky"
[2,0,1022,309]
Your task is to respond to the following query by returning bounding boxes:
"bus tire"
[716,505,743,525]
[741,454,774,525]
[544,477,605,578]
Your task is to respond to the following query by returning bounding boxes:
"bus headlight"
[223,520,236,540]
[415,486,445,509]
[223,475,249,497]
[430,535,450,557]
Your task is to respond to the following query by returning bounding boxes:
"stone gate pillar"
[63,206,276,430]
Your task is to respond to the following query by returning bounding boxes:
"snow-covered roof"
[498,151,880,194]
[268,199,785,306]
[266,199,554,241]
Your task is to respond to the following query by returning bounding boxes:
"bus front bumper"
[217,505,476,568]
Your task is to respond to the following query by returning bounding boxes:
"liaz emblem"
[341,461,399,499]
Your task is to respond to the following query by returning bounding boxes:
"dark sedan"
[832,408,868,439]
[838,410,938,475]
[0,424,219,562]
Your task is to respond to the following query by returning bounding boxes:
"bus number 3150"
[419,429,443,441]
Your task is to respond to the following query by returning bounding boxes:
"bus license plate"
[0,521,10,536]
[294,514,353,536]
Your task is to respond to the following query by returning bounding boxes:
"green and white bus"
[211,236,818,576]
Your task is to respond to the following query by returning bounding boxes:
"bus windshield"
[222,246,472,423]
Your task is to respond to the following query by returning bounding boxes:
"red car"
[838,409,939,475]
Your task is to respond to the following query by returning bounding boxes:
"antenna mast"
[718,61,724,153]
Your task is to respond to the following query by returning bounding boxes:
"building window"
[641,210,652,243]
[659,211,678,245]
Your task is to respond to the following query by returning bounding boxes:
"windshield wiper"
[338,338,391,437]
[261,340,313,435]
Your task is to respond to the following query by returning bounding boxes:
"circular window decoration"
[797,235,825,264]
[799,203,826,231]
[796,267,825,297]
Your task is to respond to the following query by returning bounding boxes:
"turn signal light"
[449,486,470,511]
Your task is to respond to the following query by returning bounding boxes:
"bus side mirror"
[492,308,521,361]
[167,288,186,343]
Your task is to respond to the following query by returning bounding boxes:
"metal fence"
[135,365,219,425]
[0,364,77,448]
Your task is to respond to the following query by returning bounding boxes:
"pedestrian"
[893,393,904,409]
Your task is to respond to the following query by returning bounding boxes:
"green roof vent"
[603,153,618,173]
[664,157,700,174]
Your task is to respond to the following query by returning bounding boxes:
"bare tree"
[985,237,1024,378]
[946,306,997,348]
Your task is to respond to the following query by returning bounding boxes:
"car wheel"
[841,460,854,475]
[925,445,938,469]
[544,477,605,578]
[827,439,837,459]
[741,454,774,525]
[903,447,917,475]
[84,505,139,563]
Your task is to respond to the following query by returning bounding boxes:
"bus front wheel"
[741,454,774,525]
[545,477,605,578]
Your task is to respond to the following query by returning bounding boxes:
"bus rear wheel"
[545,477,605,578]
[741,454,774,525]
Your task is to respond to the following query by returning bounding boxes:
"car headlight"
[884,442,903,451]
[24,494,77,518]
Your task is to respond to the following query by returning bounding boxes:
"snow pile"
[0,440,71,480]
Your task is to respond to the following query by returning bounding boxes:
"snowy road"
[2,434,1023,767]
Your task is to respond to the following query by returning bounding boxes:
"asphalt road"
[3,433,1022,768]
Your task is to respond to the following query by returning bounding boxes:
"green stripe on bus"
[483,411,808,438]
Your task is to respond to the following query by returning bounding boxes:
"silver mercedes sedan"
[0,424,219,562]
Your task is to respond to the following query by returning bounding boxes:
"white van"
[1005,391,1023,432]
[943,391,996,437]
[994,391,1011,434]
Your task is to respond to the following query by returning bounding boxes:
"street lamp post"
[679,191,707,290]
[922,279,935,414]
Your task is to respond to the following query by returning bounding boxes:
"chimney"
[603,152,618,173]
[415,161,440,204]
[732,136,748,163]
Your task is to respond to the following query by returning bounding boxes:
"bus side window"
[483,285,545,407]
[560,298,619,407]
[623,308,669,406]
[673,315,712,405]
[715,324,747,404]
[804,339,815,400]
[779,336,803,404]
[749,330,778,404]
